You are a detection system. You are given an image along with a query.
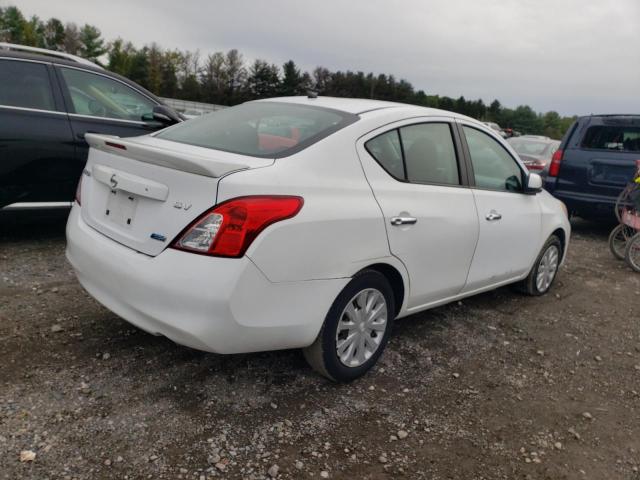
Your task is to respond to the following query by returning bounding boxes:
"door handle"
[390,216,418,226]
[485,210,502,221]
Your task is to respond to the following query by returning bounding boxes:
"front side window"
[0,59,55,111]
[581,125,640,152]
[464,126,523,192]
[157,102,357,158]
[365,122,460,185]
[60,67,155,121]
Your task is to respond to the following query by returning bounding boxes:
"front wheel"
[609,224,635,260]
[518,235,562,296]
[625,232,640,273]
[303,270,395,382]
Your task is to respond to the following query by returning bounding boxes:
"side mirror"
[151,105,183,125]
[525,172,543,194]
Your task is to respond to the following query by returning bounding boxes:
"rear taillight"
[75,175,83,206]
[171,196,303,258]
[548,149,564,177]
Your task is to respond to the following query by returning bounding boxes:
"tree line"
[0,5,576,138]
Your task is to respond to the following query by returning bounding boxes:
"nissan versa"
[66,96,571,381]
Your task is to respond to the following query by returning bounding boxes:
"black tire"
[517,235,562,296]
[303,270,395,382]
[609,224,634,260]
[624,232,640,273]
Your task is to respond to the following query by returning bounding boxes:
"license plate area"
[105,189,139,228]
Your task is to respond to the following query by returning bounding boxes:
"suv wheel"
[303,270,395,381]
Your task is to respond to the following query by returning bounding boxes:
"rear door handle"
[485,210,502,221]
[390,216,418,226]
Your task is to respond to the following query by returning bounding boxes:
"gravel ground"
[1,210,640,480]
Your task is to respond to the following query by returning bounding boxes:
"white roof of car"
[254,96,462,117]
[251,96,493,135]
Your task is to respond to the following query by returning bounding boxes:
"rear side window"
[157,102,358,158]
[365,122,460,186]
[401,123,459,185]
[364,130,404,178]
[581,125,640,152]
[0,59,55,111]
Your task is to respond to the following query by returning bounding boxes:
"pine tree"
[79,24,106,61]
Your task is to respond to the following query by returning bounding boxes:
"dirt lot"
[1,211,639,480]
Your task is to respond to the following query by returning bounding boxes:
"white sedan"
[66,96,570,381]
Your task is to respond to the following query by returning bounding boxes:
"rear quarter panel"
[216,125,399,284]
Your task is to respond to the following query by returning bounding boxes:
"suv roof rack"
[0,42,104,70]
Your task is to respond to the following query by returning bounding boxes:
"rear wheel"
[303,270,395,382]
[518,235,562,296]
[609,224,635,260]
[625,232,640,273]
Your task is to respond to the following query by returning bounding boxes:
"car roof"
[0,49,162,104]
[510,136,558,144]
[253,95,478,121]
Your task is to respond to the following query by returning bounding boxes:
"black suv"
[544,114,640,219]
[0,43,182,209]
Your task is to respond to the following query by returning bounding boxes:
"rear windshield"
[156,102,358,158]
[581,125,640,152]
[508,139,551,156]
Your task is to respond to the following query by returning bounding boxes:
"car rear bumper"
[546,189,617,218]
[66,205,347,354]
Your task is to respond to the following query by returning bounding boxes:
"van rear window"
[581,125,640,152]
[157,102,358,158]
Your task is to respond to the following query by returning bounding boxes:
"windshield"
[508,139,551,156]
[156,102,358,158]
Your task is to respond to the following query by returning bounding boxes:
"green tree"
[42,18,65,50]
[107,39,135,76]
[280,60,303,96]
[247,59,280,98]
[1,6,26,43]
[79,24,106,61]
[22,15,43,46]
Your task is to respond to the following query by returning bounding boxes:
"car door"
[54,65,164,163]
[0,57,76,207]
[357,119,479,310]
[458,122,541,292]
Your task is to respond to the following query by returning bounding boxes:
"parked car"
[483,121,507,138]
[507,136,560,171]
[0,43,182,210]
[545,114,640,219]
[66,96,570,381]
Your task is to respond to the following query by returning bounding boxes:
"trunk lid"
[80,134,273,256]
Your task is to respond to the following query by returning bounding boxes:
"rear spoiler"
[85,134,254,178]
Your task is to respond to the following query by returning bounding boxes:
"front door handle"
[390,216,418,226]
[485,210,502,221]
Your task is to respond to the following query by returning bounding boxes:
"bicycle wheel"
[609,224,635,260]
[625,232,640,273]
[615,184,635,222]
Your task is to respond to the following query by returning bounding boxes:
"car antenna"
[307,90,318,99]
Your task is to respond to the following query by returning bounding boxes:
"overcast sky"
[9,0,640,115]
